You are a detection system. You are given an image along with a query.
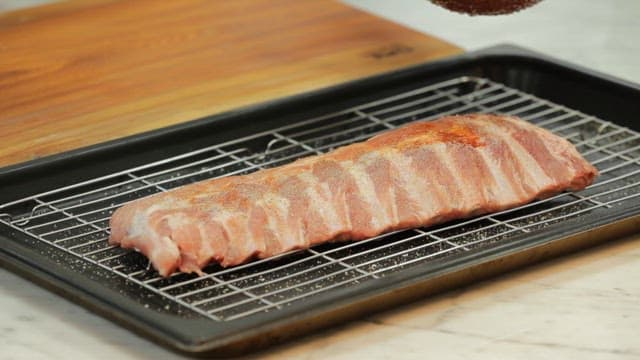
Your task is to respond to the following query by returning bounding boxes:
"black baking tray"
[2,44,640,356]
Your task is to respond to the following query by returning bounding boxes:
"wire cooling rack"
[2,76,640,322]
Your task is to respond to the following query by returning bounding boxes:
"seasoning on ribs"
[109,114,598,277]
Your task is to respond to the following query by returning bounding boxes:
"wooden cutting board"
[0,0,461,167]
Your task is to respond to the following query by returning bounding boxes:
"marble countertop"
[2,0,640,359]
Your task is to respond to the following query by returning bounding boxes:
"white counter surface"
[2,0,640,359]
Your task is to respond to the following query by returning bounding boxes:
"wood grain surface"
[0,0,461,167]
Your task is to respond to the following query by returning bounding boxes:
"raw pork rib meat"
[109,114,598,276]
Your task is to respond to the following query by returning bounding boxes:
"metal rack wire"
[2,76,640,322]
